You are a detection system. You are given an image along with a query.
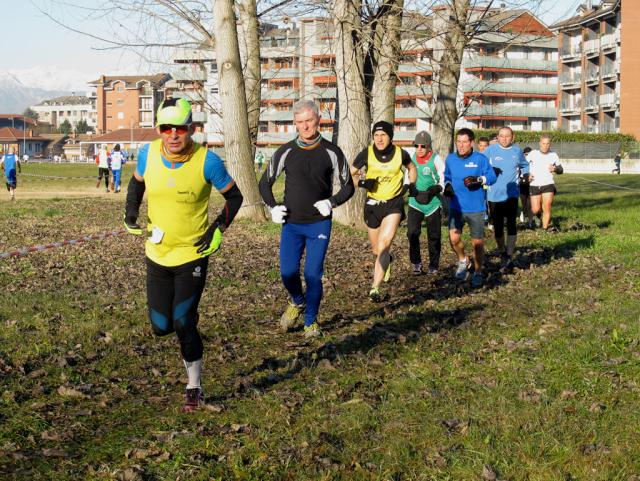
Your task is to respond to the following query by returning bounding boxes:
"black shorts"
[530,184,556,196]
[364,195,405,229]
[519,181,530,196]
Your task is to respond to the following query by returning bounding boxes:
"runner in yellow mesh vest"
[350,121,416,302]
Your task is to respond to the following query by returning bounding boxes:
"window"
[117,112,124,119]
[117,99,124,105]
[210,87,219,94]
[117,85,124,92]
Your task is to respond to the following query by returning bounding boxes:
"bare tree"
[214,0,265,219]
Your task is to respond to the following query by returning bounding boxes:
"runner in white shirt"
[528,135,563,232]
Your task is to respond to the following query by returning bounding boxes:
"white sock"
[183,359,202,389]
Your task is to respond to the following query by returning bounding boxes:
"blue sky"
[4,0,582,78]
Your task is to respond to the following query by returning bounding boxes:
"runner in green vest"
[407,131,445,275]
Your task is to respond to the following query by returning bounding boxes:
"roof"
[551,0,619,30]
[38,134,69,144]
[88,74,171,88]
[36,96,93,106]
[0,127,47,142]
[0,114,37,125]
[89,128,160,144]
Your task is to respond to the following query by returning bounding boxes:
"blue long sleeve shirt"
[444,150,496,213]
[484,144,529,202]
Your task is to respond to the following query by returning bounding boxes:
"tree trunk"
[432,0,470,159]
[370,0,404,124]
[331,0,371,228]
[237,0,261,152]
[213,0,265,219]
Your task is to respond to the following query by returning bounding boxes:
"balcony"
[192,111,207,122]
[463,105,557,119]
[463,80,557,96]
[585,67,600,85]
[601,34,617,51]
[395,84,434,97]
[560,44,582,61]
[171,70,207,82]
[260,110,294,122]
[599,94,616,110]
[463,56,557,73]
[559,102,581,115]
[584,96,599,112]
[559,73,582,89]
[584,38,600,57]
[395,107,432,119]
[601,64,617,81]
[261,89,299,101]
[307,87,337,99]
[172,91,206,103]
[262,68,300,79]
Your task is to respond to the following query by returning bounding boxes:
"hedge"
[473,130,636,144]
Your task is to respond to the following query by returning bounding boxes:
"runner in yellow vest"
[123,98,243,412]
[350,121,416,302]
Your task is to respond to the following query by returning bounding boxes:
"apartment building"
[31,95,97,131]
[553,0,638,138]
[453,9,558,131]
[88,74,171,134]
[171,8,556,146]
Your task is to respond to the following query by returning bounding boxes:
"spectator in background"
[1,147,21,201]
[96,145,111,192]
[255,149,265,172]
[612,152,621,174]
[477,137,490,153]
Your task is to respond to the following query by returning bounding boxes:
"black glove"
[520,173,530,184]
[194,222,223,255]
[358,178,378,191]
[443,183,454,198]
[463,176,483,190]
[408,183,419,197]
[493,167,502,176]
[554,164,564,175]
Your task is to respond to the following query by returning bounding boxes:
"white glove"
[270,205,288,224]
[314,199,333,217]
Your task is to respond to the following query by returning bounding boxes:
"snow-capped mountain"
[0,72,76,114]
[8,66,94,93]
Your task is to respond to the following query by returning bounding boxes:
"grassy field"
[0,166,639,480]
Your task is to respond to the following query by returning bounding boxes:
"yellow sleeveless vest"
[144,139,211,267]
[365,145,404,201]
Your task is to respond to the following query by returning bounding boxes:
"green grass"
[0,171,639,480]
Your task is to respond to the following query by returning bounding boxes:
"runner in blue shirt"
[484,127,530,270]
[1,147,21,201]
[443,128,497,288]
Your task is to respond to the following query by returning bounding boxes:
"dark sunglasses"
[414,144,428,148]
[159,124,190,135]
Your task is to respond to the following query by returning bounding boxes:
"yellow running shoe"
[279,302,305,332]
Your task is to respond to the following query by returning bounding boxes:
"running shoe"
[411,262,423,275]
[182,387,204,413]
[303,322,323,339]
[279,302,305,332]
[545,226,559,233]
[471,272,484,288]
[454,258,470,281]
[369,286,382,303]
[96,179,101,188]
[383,255,393,282]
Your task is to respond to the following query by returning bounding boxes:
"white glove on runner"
[313,199,333,217]
[270,205,288,224]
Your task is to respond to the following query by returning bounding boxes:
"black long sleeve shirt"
[259,138,355,224]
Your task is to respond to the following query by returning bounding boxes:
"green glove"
[194,223,223,256]
[124,214,143,235]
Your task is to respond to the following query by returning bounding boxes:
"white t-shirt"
[97,150,110,169]
[528,149,560,187]
[110,151,123,170]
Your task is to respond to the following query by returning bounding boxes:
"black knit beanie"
[372,121,394,140]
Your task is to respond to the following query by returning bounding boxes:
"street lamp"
[23,117,26,158]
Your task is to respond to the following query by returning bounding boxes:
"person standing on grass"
[0,147,21,201]
[123,98,243,412]
[484,126,530,270]
[110,144,124,193]
[406,131,444,276]
[96,145,111,192]
[443,128,497,288]
[528,135,563,232]
[259,99,354,338]
[350,121,416,302]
